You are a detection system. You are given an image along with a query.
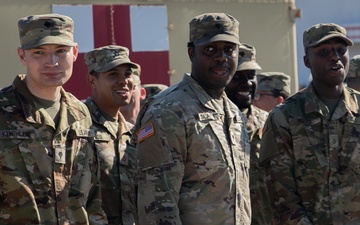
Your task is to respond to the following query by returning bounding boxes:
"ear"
[188,47,194,62]
[17,47,26,66]
[278,96,284,104]
[140,87,147,100]
[303,55,311,69]
[72,44,79,62]
[87,74,96,88]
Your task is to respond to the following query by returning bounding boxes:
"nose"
[329,48,341,61]
[214,50,228,62]
[45,53,59,67]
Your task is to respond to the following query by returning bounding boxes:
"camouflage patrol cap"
[256,72,291,94]
[84,45,139,73]
[18,14,76,50]
[237,43,261,71]
[347,55,360,78]
[303,23,353,50]
[189,13,240,46]
[143,84,169,99]
[132,64,141,85]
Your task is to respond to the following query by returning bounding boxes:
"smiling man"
[225,44,271,225]
[259,23,360,224]
[134,13,251,225]
[84,45,139,225]
[0,14,107,224]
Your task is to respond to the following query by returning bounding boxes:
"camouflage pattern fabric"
[347,54,360,78]
[85,98,137,225]
[259,83,360,224]
[84,45,139,73]
[133,74,251,225]
[256,72,291,95]
[18,14,76,50]
[142,84,168,99]
[189,13,240,46]
[0,75,107,224]
[242,105,273,225]
[303,23,353,50]
[237,43,262,71]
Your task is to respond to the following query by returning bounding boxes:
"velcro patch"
[137,122,154,143]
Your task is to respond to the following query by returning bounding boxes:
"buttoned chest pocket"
[189,121,230,180]
[66,128,95,198]
[345,121,360,176]
[94,132,117,170]
[291,118,328,176]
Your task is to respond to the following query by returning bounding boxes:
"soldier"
[0,14,107,224]
[84,45,139,225]
[134,13,251,225]
[346,54,360,91]
[120,66,147,124]
[225,43,271,225]
[260,23,360,224]
[252,72,291,112]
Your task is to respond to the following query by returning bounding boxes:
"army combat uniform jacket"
[134,74,251,225]
[260,84,360,225]
[85,98,137,225]
[0,75,107,225]
[243,106,273,225]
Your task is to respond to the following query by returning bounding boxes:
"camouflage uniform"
[85,98,137,225]
[0,75,106,224]
[244,106,271,225]
[260,23,359,224]
[84,45,139,225]
[229,44,272,225]
[135,74,251,224]
[260,84,360,224]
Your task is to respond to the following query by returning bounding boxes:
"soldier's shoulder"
[0,85,19,107]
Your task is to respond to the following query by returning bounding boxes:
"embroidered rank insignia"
[137,122,155,143]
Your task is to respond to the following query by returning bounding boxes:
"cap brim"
[95,58,139,72]
[237,61,262,71]
[21,36,76,50]
[194,33,240,46]
[308,33,354,48]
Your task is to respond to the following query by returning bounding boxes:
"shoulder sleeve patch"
[137,122,155,143]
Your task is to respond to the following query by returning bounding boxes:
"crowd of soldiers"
[1,10,360,225]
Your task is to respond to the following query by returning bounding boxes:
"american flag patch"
[137,122,155,143]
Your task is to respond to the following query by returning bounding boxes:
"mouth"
[330,64,343,72]
[115,89,129,97]
[213,69,227,76]
[43,72,62,77]
[237,91,251,97]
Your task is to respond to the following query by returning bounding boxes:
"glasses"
[254,92,276,101]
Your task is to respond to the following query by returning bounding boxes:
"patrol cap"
[237,43,261,71]
[18,14,76,50]
[84,45,139,73]
[303,23,353,50]
[132,65,141,85]
[257,72,291,95]
[143,84,169,99]
[189,13,240,46]
[347,54,360,78]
